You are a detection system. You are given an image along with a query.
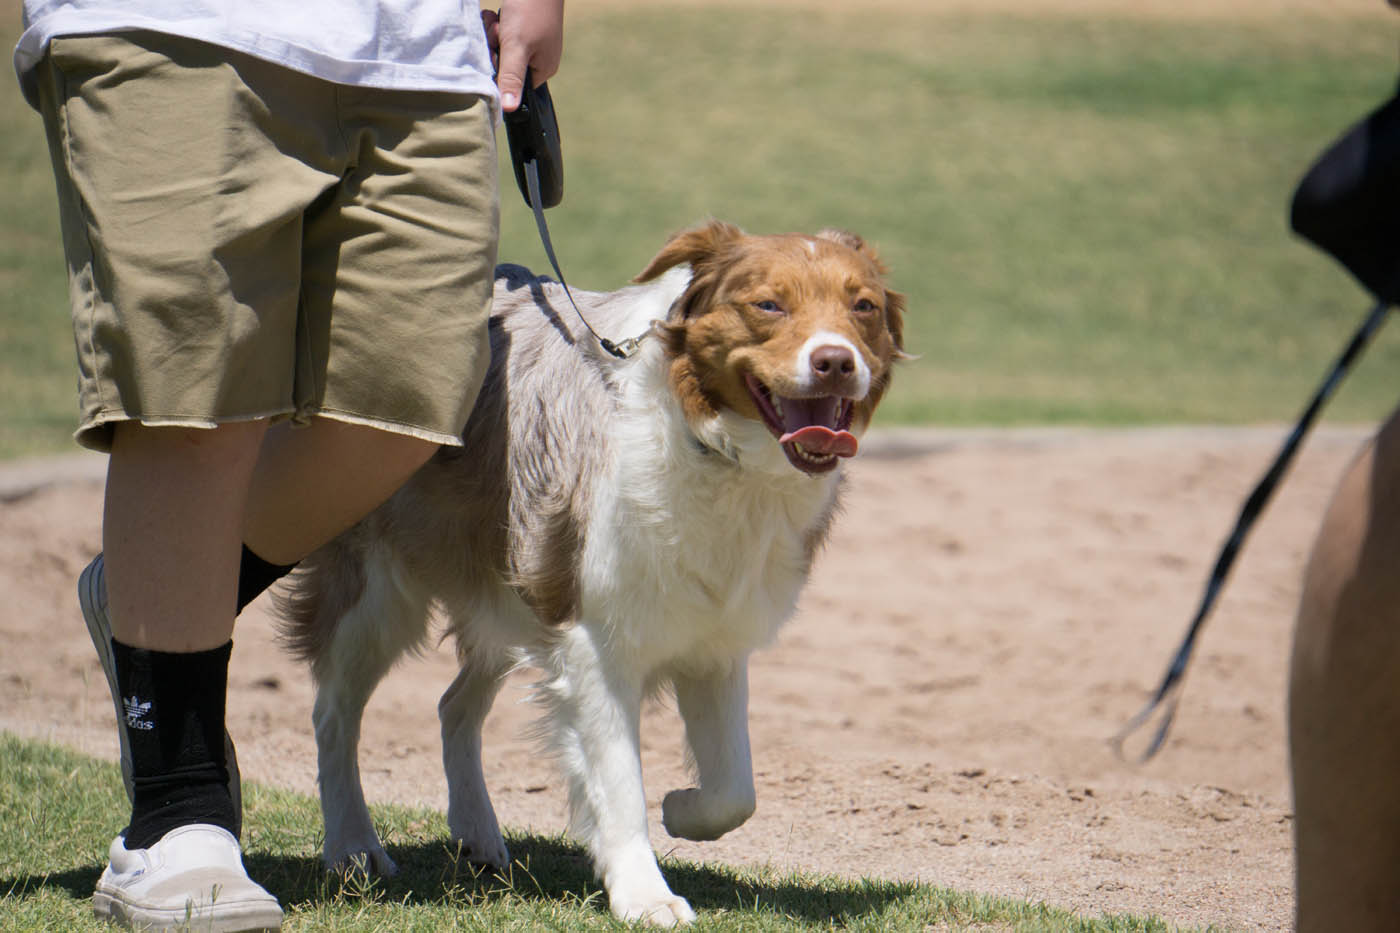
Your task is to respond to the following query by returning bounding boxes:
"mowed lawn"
[2,5,1399,457]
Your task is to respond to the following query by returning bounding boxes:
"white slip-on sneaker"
[78,554,243,837]
[92,824,283,932]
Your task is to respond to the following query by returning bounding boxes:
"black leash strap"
[1113,298,1393,762]
[522,161,640,359]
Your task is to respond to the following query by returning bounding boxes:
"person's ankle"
[124,782,238,850]
[112,639,239,850]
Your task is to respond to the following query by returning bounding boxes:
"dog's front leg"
[545,625,697,927]
[663,659,757,841]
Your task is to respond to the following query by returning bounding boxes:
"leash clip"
[600,336,643,359]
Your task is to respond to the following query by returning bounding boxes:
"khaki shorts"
[35,31,499,452]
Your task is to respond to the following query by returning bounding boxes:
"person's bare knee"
[1291,407,1400,932]
[243,418,441,564]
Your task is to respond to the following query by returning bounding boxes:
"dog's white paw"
[325,843,399,879]
[662,787,755,842]
[609,888,697,927]
[603,845,697,927]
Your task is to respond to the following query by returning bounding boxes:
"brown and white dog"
[279,221,906,925]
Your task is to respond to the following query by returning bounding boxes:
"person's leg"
[90,414,437,768]
[90,420,283,930]
[1290,405,1400,932]
[242,419,439,567]
[103,419,260,849]
[102,416,436,830]
[104,421,266,652]
[36,33,338,927]
[84,419,425,656]
[44,35,495,930]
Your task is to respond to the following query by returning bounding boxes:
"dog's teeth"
[772,396,783,418]
[792,442,834,465]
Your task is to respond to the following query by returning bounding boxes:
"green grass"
[1,1,73,459]
[0,733,1230,931]
[4,7,1400,457]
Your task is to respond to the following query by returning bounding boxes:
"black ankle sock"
[112,639,238,850]
[237,544,296,614]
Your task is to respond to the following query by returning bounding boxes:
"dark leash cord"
[504,72,643,360]
[520,160,642,360]
[1112,297,1393,762]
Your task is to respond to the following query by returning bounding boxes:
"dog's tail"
[274,533,369,665]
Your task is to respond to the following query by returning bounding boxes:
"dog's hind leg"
[543,625,697,927]
[439,654,511,868]
[662,660,756,842]
[311,554,431,878]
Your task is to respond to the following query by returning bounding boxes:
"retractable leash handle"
[503,68,563,209]
[502,70,642,360]
[1114,83,1400,763]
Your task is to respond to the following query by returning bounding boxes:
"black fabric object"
[1291,83,1400,304]
[237,543,295,614]
[112,638,238,850]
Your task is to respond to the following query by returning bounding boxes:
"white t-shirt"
[13,0,500,112]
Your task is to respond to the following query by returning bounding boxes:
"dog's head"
[635,221,907,476]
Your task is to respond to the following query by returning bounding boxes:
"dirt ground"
[1,424,1380,931]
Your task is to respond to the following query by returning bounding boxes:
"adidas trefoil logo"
[123,695,154,731]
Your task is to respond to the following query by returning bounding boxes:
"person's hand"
[481,0,565,112]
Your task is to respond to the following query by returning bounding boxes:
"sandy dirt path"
[0,425,1372,931]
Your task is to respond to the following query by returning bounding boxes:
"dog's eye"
[753,300,785,315]
[853,298,878,314]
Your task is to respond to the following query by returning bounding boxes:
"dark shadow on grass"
[2,863,105,902]
[3,833,914,925]
[254,832,912,924]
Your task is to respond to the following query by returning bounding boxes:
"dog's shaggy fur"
[279,221,906,925]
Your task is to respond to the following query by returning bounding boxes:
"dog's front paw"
[662,787,755,841]
[603,844,697,927]
[609,886,697,927]
[325,843,399,879]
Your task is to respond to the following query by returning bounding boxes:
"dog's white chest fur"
[523,269,844,673]
[580,375,840,672]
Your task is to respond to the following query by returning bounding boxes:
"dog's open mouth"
[744,374,857,475]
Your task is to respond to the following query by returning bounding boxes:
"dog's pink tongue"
[780,425,858,458]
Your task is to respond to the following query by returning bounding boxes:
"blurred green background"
[4,3,1398,458]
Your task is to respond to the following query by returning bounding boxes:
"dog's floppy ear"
[636,220,746,323]
[634,220,745,283]
[885,288,909,357]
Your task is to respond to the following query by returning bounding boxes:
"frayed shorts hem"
[75,408,466,453]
